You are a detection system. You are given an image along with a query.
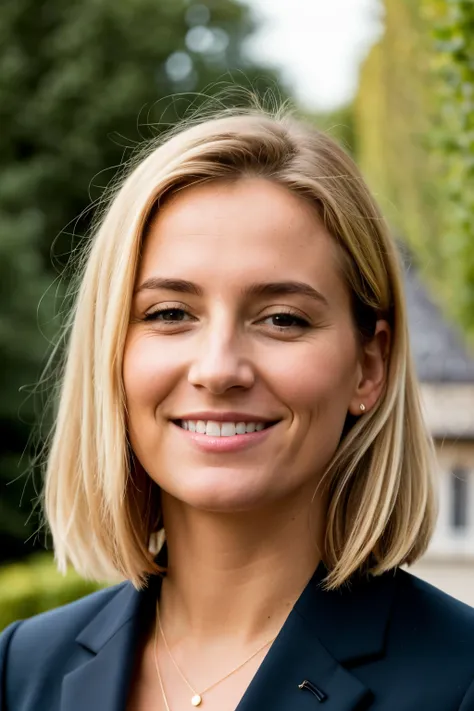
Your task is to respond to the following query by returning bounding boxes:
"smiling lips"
[175,420,275,436]
[171,411,280,423]
[171,418,280,453]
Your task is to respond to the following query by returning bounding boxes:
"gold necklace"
[155,600,276,707]
[154,604,171,711]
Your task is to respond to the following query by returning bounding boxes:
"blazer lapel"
[60,574,161,711]
[235,562,399,711]
[234,610,371,711]
[60,557,399,711]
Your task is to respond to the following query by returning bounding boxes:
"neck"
[158,489,325,645]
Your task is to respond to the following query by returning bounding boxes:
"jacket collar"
[74,573,160,654]
[235,562,399,710]
[61,561,399,711]
[61,573,161,711]
[294,561,398,664]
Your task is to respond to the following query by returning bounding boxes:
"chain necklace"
[154,600,276,707]
[153,611,171,711]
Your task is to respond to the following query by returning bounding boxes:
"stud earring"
[359,403,366,412]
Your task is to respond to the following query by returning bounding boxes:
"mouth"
[169,418,281,453]
[171,420,280,431]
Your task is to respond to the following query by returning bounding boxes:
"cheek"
[271,339,358,415]
[122,334,171,412]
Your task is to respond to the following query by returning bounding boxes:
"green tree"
[0,0,288,563]
[425,0,474,335]
[355,0,474,343]
[304,104,357,157]
[355,0,445,279]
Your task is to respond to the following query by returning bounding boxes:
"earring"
[359,403,366,412]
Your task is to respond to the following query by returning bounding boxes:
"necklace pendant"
[191,694,202,706]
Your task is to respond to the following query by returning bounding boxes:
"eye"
[143,308,191,323]
[142,307,311,331]
[261,312,311,331]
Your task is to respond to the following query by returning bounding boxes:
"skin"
[123,178,390,710]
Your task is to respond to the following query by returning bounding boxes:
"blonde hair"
[41,103,438,590]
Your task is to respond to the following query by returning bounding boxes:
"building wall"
[410,407,474,605]
[420,383,474,438]
[408,558,474,607]
[428,440,474,556]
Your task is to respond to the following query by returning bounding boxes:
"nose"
[187,320,255,394]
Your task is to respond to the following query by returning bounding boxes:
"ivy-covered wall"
[355,0,474,343]
[426,0,474,336]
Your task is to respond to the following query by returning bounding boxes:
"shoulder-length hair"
[42,105,438,590]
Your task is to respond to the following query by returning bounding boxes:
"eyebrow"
[134,277,329,306]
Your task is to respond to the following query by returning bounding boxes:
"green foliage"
[303,104,357,157]
[355,1,444,267]
[0,553,105,632]
[355,0,474,344]
[0,0,288,562]
[425,0,474,335]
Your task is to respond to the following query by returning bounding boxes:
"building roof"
[404,264,474,383]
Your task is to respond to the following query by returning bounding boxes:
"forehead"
[138,178,344,295]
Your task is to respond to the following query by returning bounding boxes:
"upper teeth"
[180,420,267,436]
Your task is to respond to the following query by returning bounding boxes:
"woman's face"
[123,178,387,512]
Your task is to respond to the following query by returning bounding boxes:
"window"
[450,468,469,531]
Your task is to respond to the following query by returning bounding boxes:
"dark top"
[2,561,474,710]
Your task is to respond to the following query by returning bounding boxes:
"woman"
[1,107,474,711]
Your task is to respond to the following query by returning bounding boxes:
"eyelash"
[142,307,311,332]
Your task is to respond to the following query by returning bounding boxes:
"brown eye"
[144,308,191,323]
[261,312,310,331]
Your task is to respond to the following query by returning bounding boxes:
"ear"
[348,319,391,416]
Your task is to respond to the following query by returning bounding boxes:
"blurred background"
[2,0,474,629]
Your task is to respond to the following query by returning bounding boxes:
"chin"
[166,477,275,514]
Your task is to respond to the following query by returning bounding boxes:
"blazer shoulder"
[1,581,127,665]
[394,567,474,645]
[0,581,131,710]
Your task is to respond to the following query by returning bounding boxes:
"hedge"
[0,552,106,632]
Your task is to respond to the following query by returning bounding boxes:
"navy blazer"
[2,561,474,710]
